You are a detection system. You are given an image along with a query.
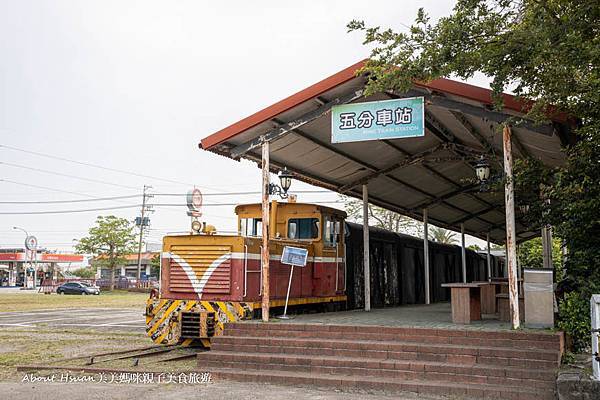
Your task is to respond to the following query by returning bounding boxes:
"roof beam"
[229,90,363,159]
[338,143,447,193]
[278,126,498,228]
[451,204,500,225]
[388,88,556,137]
[449,110,502,160]
[240,147,525,244]
[408,184,480,211]
[426,94,556,136]
[509,130,533,159]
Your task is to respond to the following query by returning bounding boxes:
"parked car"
[57,281,100,295]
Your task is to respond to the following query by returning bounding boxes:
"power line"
[0,179,108,198]
[0,194,140,204]
[152,190,331,196]
[0,204,140,215]
[0,143,225,192]
[1,161,139,190]
[152,201,344,207]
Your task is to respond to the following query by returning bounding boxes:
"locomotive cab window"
[324,215,341,247]
[287,218,319,240]
[240,218,262,237]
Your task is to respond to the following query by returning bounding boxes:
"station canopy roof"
[200,60,574,244]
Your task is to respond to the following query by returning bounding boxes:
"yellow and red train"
[146,200,347,347]
[146,200,499,347]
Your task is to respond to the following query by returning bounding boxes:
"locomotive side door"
[322,214,344,295]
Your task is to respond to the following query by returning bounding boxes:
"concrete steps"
[198,322,563,399]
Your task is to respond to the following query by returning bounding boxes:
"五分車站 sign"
[331,97,424,143]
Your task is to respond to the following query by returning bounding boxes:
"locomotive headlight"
[191,219,202,233]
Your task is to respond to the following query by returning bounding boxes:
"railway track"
[16,344,204,375]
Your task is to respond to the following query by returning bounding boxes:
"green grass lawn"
[0,290,149,312]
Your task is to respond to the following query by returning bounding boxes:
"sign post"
[25,235,37,289]
[278,246,308,319]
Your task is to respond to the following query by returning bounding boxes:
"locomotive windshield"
[240,218,262,237]
[287,218,319,240]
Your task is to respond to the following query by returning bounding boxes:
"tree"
[72,267,96,279]
[429,226,457,245]
[348,0,600,350]
[75,215,136,291]
[518,236,564,279]
[150,253,160,279]
[342,195,423,236]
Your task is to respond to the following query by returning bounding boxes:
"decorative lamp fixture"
[269,167,294,199]
[475,156,491,183]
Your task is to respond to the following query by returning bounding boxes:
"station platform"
[263,302,524,332]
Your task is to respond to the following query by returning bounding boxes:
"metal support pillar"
[261,141,270,322]
[486,232,492,281]
[362,184,370,312]
[503,125,520,329]
[423,208,431,304]
[461,223,466,283]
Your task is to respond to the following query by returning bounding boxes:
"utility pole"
[136,185,153,281]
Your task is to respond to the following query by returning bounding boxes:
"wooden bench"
[441,282,486,324]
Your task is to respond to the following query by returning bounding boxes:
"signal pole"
[136,185,153,281]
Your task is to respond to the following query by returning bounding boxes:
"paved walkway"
[274,302,518,331]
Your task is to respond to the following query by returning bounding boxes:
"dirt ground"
[0,291,447,399]
[0,380,441,400]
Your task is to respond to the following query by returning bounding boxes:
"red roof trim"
[201,60,556,150]
[200,60,367,150]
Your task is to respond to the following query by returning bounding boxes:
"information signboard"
[280,246,308,267]
[331,97,424,143]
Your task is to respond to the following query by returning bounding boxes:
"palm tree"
[429,226,457,244]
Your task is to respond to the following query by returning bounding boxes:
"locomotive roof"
[235,202,347,218]
[201,60,574,244]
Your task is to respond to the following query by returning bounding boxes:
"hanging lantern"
[475,156,490,182]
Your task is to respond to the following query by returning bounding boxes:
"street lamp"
[268,167,294,199]
[13,226,28,238]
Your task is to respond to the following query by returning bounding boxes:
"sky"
[0,0,490,257]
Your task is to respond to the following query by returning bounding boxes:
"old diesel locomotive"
[146,200,497,347]
[146,201,347,347]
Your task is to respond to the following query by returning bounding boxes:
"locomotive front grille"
[169,245,232,294]
[180,311,215,338]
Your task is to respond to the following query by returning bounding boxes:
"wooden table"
[441,282,485,324]
[472,281,497,314]
[490,278,523,294]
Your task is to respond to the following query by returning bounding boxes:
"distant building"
[93,252,159,280]
[0,248,84,287]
